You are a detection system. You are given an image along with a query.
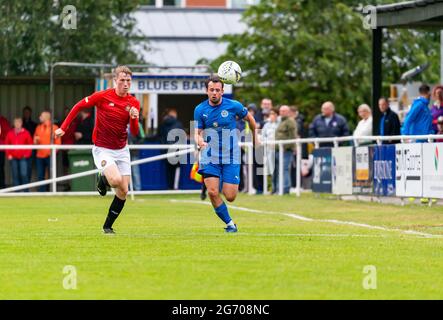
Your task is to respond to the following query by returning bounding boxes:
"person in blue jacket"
[401,84,433,140]
[308,101,350,147]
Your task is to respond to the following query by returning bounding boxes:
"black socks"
[103,196,126,229]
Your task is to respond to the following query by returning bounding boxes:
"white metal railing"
[0,144,195,198]
[1,133,443,197]
[259,133,443,197]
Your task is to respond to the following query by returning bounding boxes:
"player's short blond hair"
[114,65,132,78]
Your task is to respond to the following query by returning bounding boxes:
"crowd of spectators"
[0,106,94,191]
[242,83,442,194]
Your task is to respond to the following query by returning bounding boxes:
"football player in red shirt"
[55,66,140,234]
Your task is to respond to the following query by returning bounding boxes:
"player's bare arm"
[244,112,258,145]
[194,128,207,150]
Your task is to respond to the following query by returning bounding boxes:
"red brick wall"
[186,0,226,7]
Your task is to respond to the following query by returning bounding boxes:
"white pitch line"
[169,199,442,239]
[117,232,389,239]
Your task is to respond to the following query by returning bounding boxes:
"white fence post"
[278,143,284,196]
[296,141,302,197]
[248,143,254,195]
[262,146,269,195]
[51,147,57,194]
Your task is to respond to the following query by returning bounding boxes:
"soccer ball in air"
[217,61,242,85]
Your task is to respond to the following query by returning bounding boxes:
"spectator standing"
[4,118,33,190]
[289,106,302,189]
[260,98,273,127]
[431,85,443,133]
[308,101,350,147]
[353,104,373,145]
[401,84,433,140]
[378,97,401,144]
[0,114,11,188]
[274,105,297,194]
[22,106,37,137]
[247,103,262,129]
[159,108,184,190]
[436,116,443,142]
[34,111,61,192]
[22,106,38,183]
[74,110,94,144]
[261,109,279,191]
[248,103,263,194]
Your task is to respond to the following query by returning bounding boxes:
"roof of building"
[369,0,443,28]
[133,7,247,66]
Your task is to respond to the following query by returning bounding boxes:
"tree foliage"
[213,0,440,129]
[0,0,146,76]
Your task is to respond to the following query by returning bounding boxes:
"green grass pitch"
[1,193,443,299]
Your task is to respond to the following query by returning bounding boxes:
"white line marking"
[169,199,442,239]
[116,232,389,239]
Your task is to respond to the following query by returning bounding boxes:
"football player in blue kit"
[194,75,257,233]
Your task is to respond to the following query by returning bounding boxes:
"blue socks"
[214,202,232,224]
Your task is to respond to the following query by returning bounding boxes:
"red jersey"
[4,128,33,159]
[61,88,140,150]
[0,116,11,144]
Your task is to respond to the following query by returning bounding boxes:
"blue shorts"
[198,163,241,185]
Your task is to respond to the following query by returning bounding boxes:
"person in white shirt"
[353,104,373,145]
[260,109,280,192]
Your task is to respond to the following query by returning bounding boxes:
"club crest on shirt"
[109,103,114,107]
[213,122,218,128]
[101,160,107,167]
[221,110,229,118]
[125,106,131,112]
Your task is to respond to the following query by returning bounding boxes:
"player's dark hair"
[205,75,224,89]
[379,97,389,104]
[419,84,430,94]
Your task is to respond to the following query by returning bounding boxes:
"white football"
[217,61,242,85]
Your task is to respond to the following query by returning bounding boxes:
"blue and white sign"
[312,148,332,193]
[130,75,233,94]
[373,145,396,197]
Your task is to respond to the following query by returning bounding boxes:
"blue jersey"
[194,98,248,165]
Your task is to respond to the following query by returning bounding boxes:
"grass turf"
[0,193,442,299]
